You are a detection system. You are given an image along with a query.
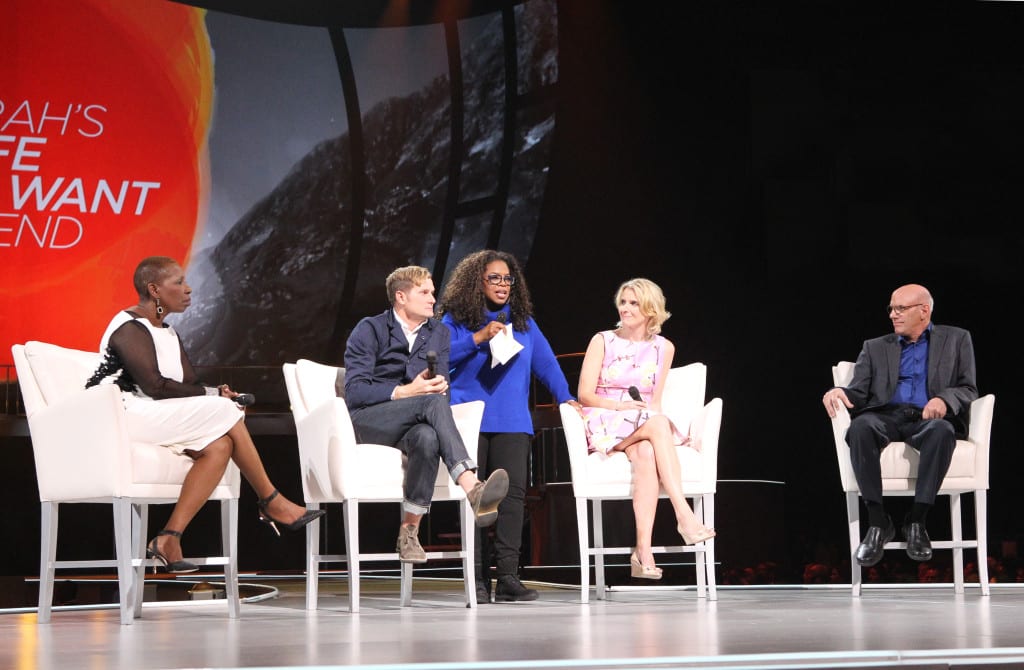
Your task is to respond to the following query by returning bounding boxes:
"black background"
[527,2,1024,579]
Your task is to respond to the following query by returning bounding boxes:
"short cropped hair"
[385,265,432,306]
[132,256,179,300]
[615,277,671,336]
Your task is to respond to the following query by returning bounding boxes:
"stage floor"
[2,577,1023,670]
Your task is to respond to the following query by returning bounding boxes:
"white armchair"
[12,341,241,625]
[830,360,994,595]
[282,358,482,612]
[559,362,721,603]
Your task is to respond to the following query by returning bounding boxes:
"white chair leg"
[460,499,476,609]
[112,498,136,625]
[701,494,718,601]
[131,503,146,618]
[399,563,413,607]
[222,499,240,618]
[707,495,718,601]
[692,495,707,599]
[305,504,321,611]
[593,500,606,600]
[950,493,965,594]
[343,500,361,613]
[575,498,590,604]
[846,492,862,596]
[37,502,57,624]
[398,501,414,608]
[975,490,990,596]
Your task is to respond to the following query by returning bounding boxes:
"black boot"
[475,561,491,604]
[494,574,538,602]
[476,579,491,604]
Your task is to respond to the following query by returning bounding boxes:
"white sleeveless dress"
[99,311,244,454]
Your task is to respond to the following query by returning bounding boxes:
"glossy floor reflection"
[2,577,1024,670]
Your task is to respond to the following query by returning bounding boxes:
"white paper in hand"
[490,325,524,368]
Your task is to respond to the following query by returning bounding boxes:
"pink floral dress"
[582,330,683,454]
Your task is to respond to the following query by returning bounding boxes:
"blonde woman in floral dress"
[577,277,716,580]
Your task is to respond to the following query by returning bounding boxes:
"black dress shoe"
[903,521,933,562]
[494,575,538,602]
[855,517,895,567]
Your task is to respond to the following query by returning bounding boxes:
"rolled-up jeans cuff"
[403,499,430,516]
[449,460,476,483]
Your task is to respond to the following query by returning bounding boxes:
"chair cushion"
[131,442,198,483]
[130,441,235,486]
[880,439,977,480]
[584,444,705,487]
[23,341,99,406]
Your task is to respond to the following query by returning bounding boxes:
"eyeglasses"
[484,273,515,286]
[886,303,924,316]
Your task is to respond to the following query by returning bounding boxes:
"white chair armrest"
[689,397,722,484]
[967,394,994,489]
[829,402,858,492]
[968,394,994,444]
[29,383,130,501]
[559,402,591,495]
[294,397,354,502]
[452,400,485,463]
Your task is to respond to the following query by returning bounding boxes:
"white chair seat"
[283,358,482,612]
[875,440,977,485]
[13,340,241,625]
[561,362,721,603]
[130,443,210,484]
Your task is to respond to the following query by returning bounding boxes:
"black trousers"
[474,432,531,580]
[846,405,956,506]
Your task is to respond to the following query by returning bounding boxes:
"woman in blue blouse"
[438,249,581,603]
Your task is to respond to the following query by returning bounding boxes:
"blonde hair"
[615,277,671,336]
[385,265,432,306]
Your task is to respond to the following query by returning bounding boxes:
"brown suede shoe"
[467,469,509,527]
[396,523,427,563]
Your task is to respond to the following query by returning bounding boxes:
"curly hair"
[436,250,534,331]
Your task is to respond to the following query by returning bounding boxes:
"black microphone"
[496,312,507,324]
[234,393,256,407]
[627,386,643,427]
[425,350,438,379]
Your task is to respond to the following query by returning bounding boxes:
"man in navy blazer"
[823,283,978,568]
[344,265,508,563]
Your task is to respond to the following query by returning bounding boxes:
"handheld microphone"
[234,393,256,407]
[626,386,644,427]
[425,350,438,379]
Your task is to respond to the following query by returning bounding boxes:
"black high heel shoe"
[146,529,199,574]
[257,489,326,536]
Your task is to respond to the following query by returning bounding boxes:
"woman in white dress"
[87,256,323,572]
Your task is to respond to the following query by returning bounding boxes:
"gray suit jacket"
[843,324,978,438]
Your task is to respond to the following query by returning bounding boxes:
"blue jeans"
[349,394,476,515]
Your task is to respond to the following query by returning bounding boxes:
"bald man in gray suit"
[823,283,978,568]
